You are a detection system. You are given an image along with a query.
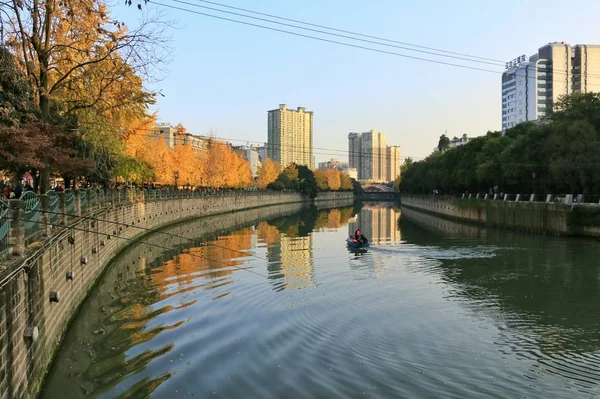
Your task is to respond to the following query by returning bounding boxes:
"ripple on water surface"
[42,204,600,398]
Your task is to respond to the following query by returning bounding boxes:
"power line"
[150,1,600,84]
[194,0,506,64]
[8,216,269,278]
[149,1,502,75]
[36,207,271,261]
[171,0,503,67]
[187,0,600,81]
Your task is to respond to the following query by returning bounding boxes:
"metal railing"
[79,188,88,211]
[64,189,75,216]
[0,187,297,260]
[89,188,97,207]
[45,190,60,226]
[21,191,40,242]
[97,189,105,206]
[426,192,600,206]
[0,201,9,255]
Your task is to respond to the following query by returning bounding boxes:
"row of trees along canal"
[400,93,600,195]
[0,0,359,195]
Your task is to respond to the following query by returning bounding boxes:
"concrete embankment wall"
[401,196,600,237]
[0,191,349,399]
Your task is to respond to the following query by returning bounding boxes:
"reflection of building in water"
[349,204,401,245]
[260,224,314,290]
[279,236,314,289]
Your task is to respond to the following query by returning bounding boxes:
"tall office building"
[348,130,400,182]
[502,42,600,131]
[267,104,314,169]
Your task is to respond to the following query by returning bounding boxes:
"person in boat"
[354,229,368,244]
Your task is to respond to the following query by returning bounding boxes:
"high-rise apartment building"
[267,104,313,169]
[573,45,600,94]
[348,132,362,177]
[348,130,400,182]
[502,42,600,131]
[387,146,401,182]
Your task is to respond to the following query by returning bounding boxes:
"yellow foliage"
[257,158,281,189]
[204,140,252,188]
[257,221,280,245]
[120,128,254,187]
[325,169,341,191]
[150,228,253,288]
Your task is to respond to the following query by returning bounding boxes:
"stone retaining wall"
[401,195,600,237]
[0,191,351,399]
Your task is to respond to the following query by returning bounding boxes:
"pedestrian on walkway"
[13,182,23,199]
[2,184,10,199]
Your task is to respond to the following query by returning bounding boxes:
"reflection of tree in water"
[265,205,357,237]
[400,208,600,353]
[265,206,319,237]
[44,227,255,399]
[314,206,356,230]
[150,228,252,290]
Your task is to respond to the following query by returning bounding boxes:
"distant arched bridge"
[362,184,394,192]
[359,183,400,201]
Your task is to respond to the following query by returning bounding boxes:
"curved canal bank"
[42,202,600,398]
[0,191,353,399]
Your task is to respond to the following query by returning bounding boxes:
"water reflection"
[43,204,363,398]
[258,206,359,290]
[400,207,600,394]
[45,201,600,398]
[348,202,401,244]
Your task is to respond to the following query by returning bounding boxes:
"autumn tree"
[204,139,252,188]
[313,169,329,191]
[171,144,202,187]
[2,0,168,190]
[0,46,92,184]
[148,141,174,184]
[0,123,92,179]
[227,151,253,188]
[257,158,280,189]
[339,172,353,191]
[325,169,341,190]
[0,47,39,127]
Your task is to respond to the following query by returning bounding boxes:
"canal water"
[43,203,600,398]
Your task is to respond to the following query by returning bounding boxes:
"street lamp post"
[532,172,536,195]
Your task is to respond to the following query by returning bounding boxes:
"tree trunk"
[32,168,40,193]
[39,55,51,193]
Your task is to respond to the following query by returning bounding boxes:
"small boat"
[346,237,370,249]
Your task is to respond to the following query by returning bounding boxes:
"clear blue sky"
[115,0,600,162]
